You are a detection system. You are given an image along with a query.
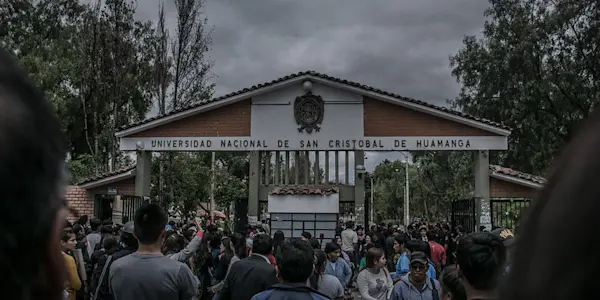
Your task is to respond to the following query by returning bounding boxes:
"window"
[270,213,338,241]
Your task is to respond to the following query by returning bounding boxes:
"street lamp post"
[370,176,374,224]
[404,157,410,226]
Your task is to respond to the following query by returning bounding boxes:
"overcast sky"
[133,0,490,172]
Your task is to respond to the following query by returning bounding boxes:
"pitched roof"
[489,165,546,188]
[77,165,136,188]
[270,186,339,196]
[116,71,510,137]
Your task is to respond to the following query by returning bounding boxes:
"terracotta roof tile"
[489,165,546,185]
[77,165,136,185]
[269,186,339,196]
[118,71,510,133]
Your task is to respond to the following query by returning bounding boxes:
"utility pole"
[210,151,216,219]
[370,176,374,224]
[403,155,410,226]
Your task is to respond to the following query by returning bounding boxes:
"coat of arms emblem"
[294,92,325,133]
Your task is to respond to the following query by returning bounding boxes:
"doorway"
[94,195,114,221]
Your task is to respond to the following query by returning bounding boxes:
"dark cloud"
[135,0,490,168]
[135,0,489,103]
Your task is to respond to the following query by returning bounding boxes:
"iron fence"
[122,195,144,224]
[450,198,477,233]
[490,198,531,230]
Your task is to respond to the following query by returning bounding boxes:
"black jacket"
[92,247,135,300]
[218,254,278,300]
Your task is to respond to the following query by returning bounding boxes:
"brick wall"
[87,178,136,196]
[65,185,93,222]
[363,97,497,136]
[490,177,538,198]
[129,99,251,137]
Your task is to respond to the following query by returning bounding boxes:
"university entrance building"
[106,71,512,238]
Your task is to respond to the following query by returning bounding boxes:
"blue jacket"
[251,283,330,300]
[324,259,352,288]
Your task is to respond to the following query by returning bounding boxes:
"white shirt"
[341,229,358,252]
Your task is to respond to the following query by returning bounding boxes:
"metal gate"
[450,198,476,233]
[490,198,531,230]
[122,195,144,223]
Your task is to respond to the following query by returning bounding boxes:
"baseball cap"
[491,228,515,247]
[410,251,428,265]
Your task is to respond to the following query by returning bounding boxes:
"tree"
[150,0,216,214]
[450,0,600,174]
[171,0,214,109]
[1,0,158,182]
[370,152,473,222]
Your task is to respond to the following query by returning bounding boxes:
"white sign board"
[108,187,117,195]
[121,136,507,151]
[248,216,258,225]
[268,194,340,214]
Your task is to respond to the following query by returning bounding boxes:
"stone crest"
[294,92,324,133]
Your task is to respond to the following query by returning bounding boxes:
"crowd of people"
[58,208,517,300]
[4,45,600,300]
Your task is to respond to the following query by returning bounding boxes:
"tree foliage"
[0,0,155,180]
[450,0,600,174]
[370,152,473,223]
[1,0,247,216]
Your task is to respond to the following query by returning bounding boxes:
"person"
[251,240,329,299]
[309,249,344,300]
[359,243,375,270]
[356,247,393,300]
[0,49,69,300]
[427,231,446,271]
[490,227,514,274]
[323,242,352,289]
[210,233,245,299]
[392,235,409,281]
[92,221,138,300]
[218,233,278,300]
[404,240,436,279]
[87,218,103,255]
[500,108,600,300]
[389,251,440,300]
[340,221,358,264]
[439,265,466,300]
[309,238,321,250]
[109,204,198,300]
[455,232,505,300]
[166,218,204,263]
[89,234,118,297]
[419,226,428,242]
[301,231,312,241]
[272,230,285,260]
[61,229,82,300]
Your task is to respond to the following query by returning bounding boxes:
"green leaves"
[450,0,600,174]
[369,152,474,222]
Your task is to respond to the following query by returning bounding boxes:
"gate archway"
[111,71,511,232]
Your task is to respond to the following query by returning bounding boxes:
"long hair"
[440,265,466,300]
[364,247,385,269]
[221,237,234,263]
[309,249,328,291]
[230,233,247,259]
[273,230,285,258]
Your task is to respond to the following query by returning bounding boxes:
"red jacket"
[267,254,277,266]
[429,241,446,268]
